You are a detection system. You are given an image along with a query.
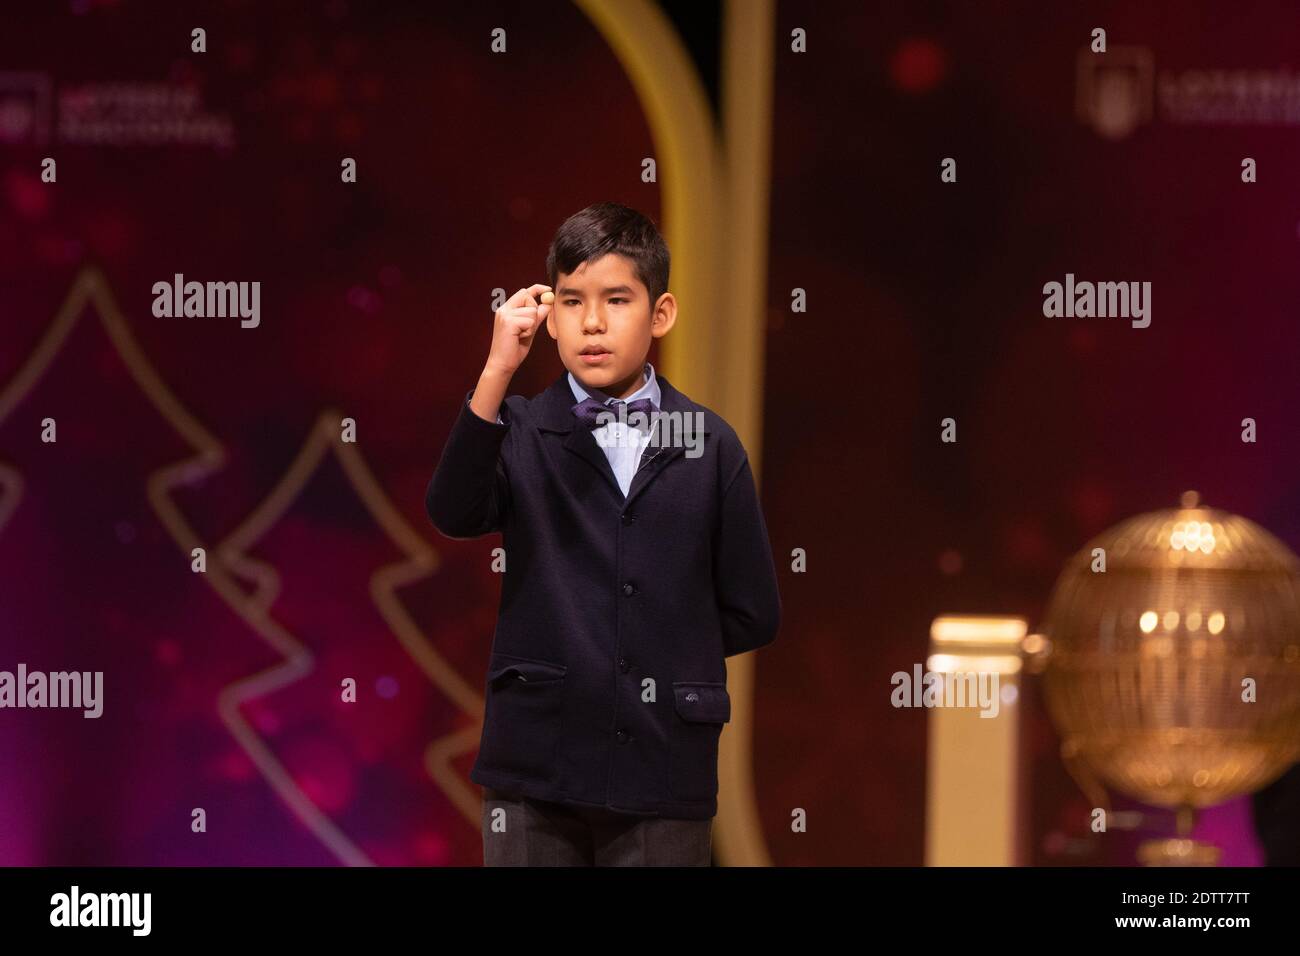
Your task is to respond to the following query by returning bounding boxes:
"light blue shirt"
[492,362,661,498]
[569,361,661,497]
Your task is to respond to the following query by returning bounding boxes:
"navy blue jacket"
[426,369,781,819]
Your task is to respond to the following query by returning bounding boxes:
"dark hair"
[546,202,670,306]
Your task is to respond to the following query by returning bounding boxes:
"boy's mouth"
[579,345,611,364]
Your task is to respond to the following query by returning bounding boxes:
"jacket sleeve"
[713,452,782,657]
[425,388,512,539]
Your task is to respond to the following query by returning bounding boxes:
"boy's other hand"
[485,283,553,378]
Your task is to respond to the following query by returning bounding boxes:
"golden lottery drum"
[1040,492,1300,810]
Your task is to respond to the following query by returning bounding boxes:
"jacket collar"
[535,367,710,507]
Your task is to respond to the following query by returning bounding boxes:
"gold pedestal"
[1137,838,1221,867]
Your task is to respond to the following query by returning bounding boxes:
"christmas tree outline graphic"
[211,407,488,844]
[0,265,486,865]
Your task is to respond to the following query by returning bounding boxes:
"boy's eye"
[610,298,627,304]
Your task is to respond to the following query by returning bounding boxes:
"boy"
[426,202,781,866]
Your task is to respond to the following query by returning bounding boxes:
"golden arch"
[573,0,778,867]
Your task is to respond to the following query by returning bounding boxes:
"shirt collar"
[568,361,660,410]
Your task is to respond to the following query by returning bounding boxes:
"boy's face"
[547,252,675,399]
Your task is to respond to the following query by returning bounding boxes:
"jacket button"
[622,582,635,596]
[616,729,629,743]
[621,511,635,524]
[618,657,630,673]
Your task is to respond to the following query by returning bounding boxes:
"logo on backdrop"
[0,72,233,148]
[1078,46,1300,139]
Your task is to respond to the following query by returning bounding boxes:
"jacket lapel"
[536,372,624,504]
[625,373,709,509]
[534,370,710,509]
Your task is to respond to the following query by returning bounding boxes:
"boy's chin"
[581,364,641,382]
[567,363,618,384]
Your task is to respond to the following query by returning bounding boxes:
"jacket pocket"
[669,681,731,802]
[477,653,567,780]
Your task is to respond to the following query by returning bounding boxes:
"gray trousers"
[481,786,713,866]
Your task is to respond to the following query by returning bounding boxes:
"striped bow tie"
[571,396,658,430]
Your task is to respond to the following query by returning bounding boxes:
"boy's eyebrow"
[557,285,635,296]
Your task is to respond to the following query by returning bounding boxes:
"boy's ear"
[545,306,557,339]
[650,293,677,339]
